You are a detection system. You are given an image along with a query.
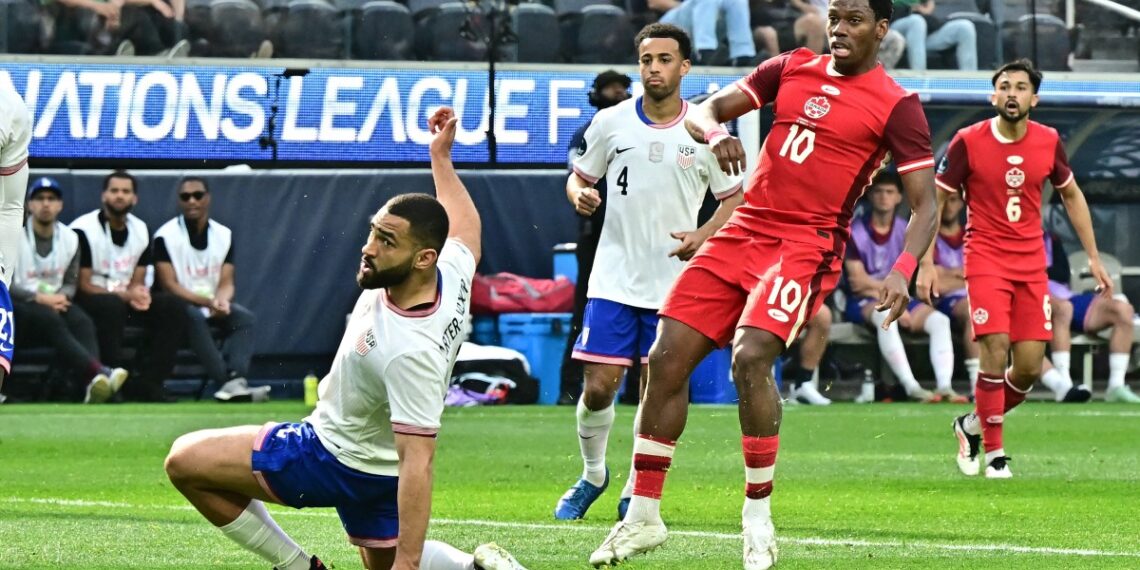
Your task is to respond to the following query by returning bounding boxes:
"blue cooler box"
[689,347,782,404]
[498,313,572,405]
[470,315,500,346]
[552,243,578,284]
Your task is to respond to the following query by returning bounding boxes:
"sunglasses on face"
[179,191,207,202]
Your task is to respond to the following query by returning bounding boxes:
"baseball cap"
[27,177,63,199]
[593,70,631,92]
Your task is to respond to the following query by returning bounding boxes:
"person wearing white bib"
[164,107,527,570]
[11,178,129,403]
[72,170,188,402]
[0,83,32,391]
[154,176,258,401]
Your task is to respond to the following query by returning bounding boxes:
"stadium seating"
[352,1,414,60]
[552,0,614,17]
[932,0,998,69]
[208,0,269,57]
[275,0,346,59]
[513,3,561,63]
[407,0,451,19]
[570,4,633,63]
[1,0,43,54]
[423,2,488,61]
[1003,14,1071,70]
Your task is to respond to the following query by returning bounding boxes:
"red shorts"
[660,224,841,347]
[965,274,1052,342]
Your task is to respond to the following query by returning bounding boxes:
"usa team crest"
[676,144,697,170]
[355,328,377,356]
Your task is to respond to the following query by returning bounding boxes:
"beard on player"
[997,97,1030,123]
[356,253,415,290]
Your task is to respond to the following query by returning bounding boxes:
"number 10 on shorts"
[766,276,804,322]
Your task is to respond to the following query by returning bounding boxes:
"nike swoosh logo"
[578,433,598,440]
[616,147,634,154]
[0,344,12,352]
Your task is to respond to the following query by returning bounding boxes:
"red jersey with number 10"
[729,48,934,253]
[935,117,1073,281]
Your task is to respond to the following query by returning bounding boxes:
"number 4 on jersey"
[617,166,629,195]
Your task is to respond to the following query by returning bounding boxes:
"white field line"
[5,497,1140,558]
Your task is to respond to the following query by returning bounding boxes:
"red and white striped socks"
[625,434,675,523]
[742,435,778,521]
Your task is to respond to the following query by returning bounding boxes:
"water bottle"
[304,372,319,407]
[856,369,875,404]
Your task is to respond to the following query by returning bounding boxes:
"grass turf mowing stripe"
[8,497,1139,559]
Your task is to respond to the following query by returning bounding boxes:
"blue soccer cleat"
[554,468,609,520]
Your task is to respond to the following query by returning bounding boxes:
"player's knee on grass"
[165,431,207,485]
[581,364,626,409]
[731,330,783,393]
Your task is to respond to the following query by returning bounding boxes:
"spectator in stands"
[790,0,827,53]
[559,70,632,406]
[1043,233,1140,403]
[652,0,757,66]
[10,177,129,403]
[153,177,262,402]
[889,0,978,70]
[750,0,826,56]
[931,191,980,393]
[72,170,187,402]
[842,173,957,403]
[44,0,190,56]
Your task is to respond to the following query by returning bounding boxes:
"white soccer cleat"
[952,415,980,476]
[743,518,778,570]
[84,373,112,404]
[793,382,832,406]
[108,368,129,393]
[589,519,668,567]
[908,388,939,403]
[985,456,1013,479]
[473,542,527,570]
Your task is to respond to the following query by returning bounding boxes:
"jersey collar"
[635,97,687,129]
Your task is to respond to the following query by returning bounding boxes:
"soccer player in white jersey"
[0,83,33,390]
[556,22,744,521]
[164,107,526,570]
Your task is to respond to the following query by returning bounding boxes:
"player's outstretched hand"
[875,272,910,330]
[428,106,458,156]
[915,261,939,305]
[668,230,706,261]
[572,187,602,216]
[1089,258,1114,298]
[710,135,747,177]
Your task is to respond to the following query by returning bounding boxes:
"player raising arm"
[165,107,525,570]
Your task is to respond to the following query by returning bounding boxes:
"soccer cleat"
[1060,385,1092,403]
[84,373,112,404]
[474,542,528,570]
[108,368,129,393]
[617,496,630,521]
[274,555,325,570]
[953,415,980,476]
[935,389,969,404]
[985,456,1013,479]
[793,383,832,406]
[589,519,668,567]
[1106,385,1140,403]
[554,468,609,520]
[743,518,778,570]
[908,388,939,403]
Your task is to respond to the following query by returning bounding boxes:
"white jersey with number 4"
[305,239,476,477]
[572,96,742,309]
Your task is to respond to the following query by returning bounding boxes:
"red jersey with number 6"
[935,117,1073,281]
[730,48,934,254]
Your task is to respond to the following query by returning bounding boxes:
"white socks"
[871,310,922,395]
[421,540,475,570]
[1041,367,1073,401]
[218,500,309,570]
[577,399,614,487]
[923,311,955,392]
[1109,353,1130,390]
[742,496,772,523]
[964,358,980,394]
[1052,351,1071,380]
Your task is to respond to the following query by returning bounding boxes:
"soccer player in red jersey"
[588,1,940,568]
[935,59,1113,479]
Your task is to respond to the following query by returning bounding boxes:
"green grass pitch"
[1,401,1138,568]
